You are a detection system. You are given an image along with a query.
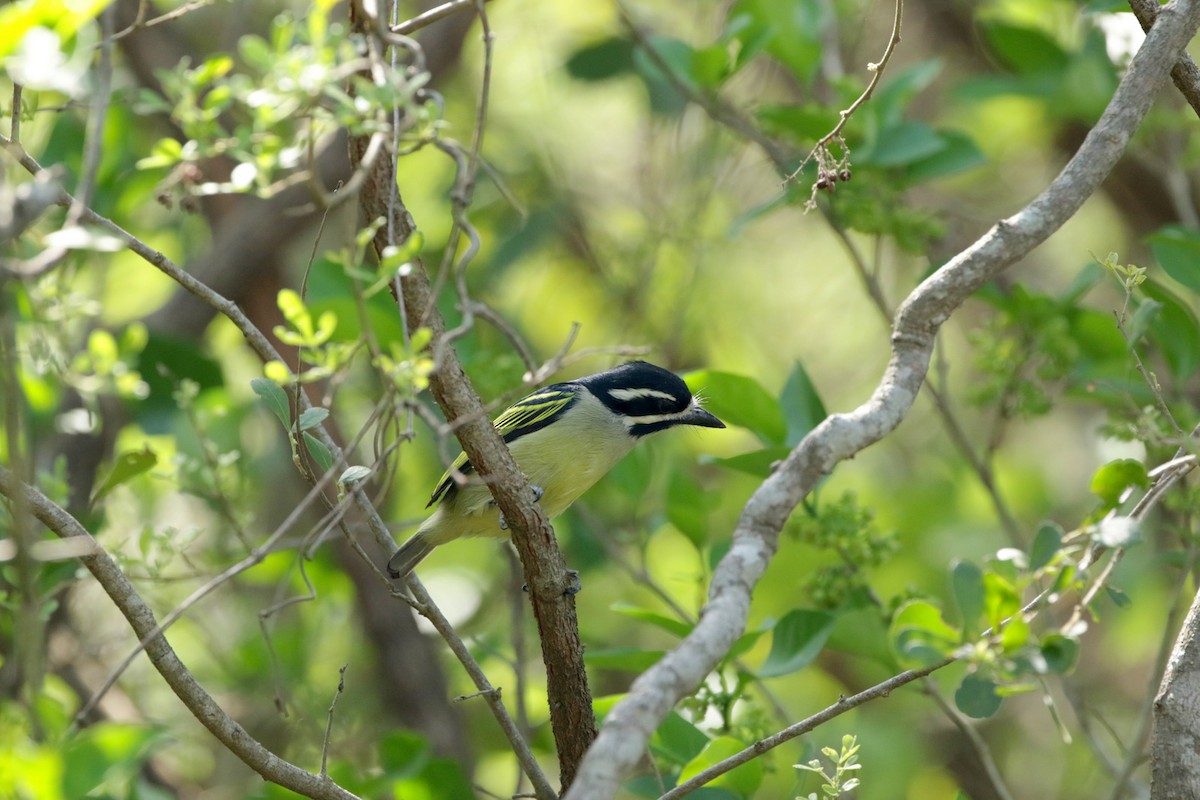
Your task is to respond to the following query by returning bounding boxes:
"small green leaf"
[339,465,372,484]
[1040,634,1079,673]
[566,37,635,81]
[678,736,764,797]
[296,406,329,431]
[780,360,826,446]
[583,647,666,672]
[687,370,787,445]
[1029,522,1064,571]
[1105,585,1132,609]
[91,447,157,506]
[981,21,1069,76]
[1141,281,1200,379]
[649,711,711,766]
[859,121,945,168]
[303,432,333,472]
[378,730,430,778]
[983,572,1020,631]
[611,602,693,638]
[955,674,1003,719]
[667,470,711,547]
[1149,224,1200,294]
[890,600,960,665]
[251,377,291,428]
[759,609,835,677]
[1090,459,1148,509]
[951,560,984,635]
[709,447,791,478]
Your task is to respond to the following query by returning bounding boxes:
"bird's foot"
[498,484,546,531]
[521,569,582,596]
[563,568,581,595]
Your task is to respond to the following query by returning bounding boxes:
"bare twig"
[321,665,349,777]
[392,0,481,36]
[657,660,950,800]
[787,0,905,185]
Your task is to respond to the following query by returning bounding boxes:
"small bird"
[387,361,725,580]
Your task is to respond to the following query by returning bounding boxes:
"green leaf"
[251,377,291,429]
[339,465,372,484]
[890,600,960,665]
[1040,634,1079,673]
[759,609,835,677]
[611,602,693,638]
[584,647,666,671]
[1149,224,1200,294]
[859,121,945,168]
[687,370,787,445]
[1106,585,1132,609]
[667,469,711,547]
[303,432,333,472]
[709,447,791,478]
[678,736,764,797]
[902,130,985,184]
[779,361,826,445]
[378,730,431,778]
[296,406,329,431]
[951,560,984,635]
[649,711,711,766]
[1141,280,1200,379]
[983,572,1020,631]
[1089,458,1148,509]
[981,22,1069,76]
[1029,522,1064,571]
[62,723,163,799]
[727,626,769,661]
[631,36,693,116]
[91,447,157,506]
[727,0,825,83]
[566,37,636,81]
[955,674,1003,719]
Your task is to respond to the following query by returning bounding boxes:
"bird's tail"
[387,534,435,580]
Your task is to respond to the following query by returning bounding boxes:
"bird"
[387,360,725,580]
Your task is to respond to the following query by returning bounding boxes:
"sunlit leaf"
[687,370,786,445]
[91,447,157,506]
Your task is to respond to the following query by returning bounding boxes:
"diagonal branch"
[564,1,1200,797]
[0,466,361,800]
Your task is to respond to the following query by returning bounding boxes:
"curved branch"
[0,466,361,800]
[564,1,1200,797]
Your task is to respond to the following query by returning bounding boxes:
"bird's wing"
[426,383,582,507]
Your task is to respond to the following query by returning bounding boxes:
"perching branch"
[346,0,596,789]
[564,1,1200,797]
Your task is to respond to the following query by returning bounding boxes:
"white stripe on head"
[607,387,679,403]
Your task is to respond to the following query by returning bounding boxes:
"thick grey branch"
[564,1,1200,797]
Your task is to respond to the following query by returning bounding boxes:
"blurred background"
[3,0,1200,798]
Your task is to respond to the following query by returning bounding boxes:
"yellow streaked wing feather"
[425,383,581,506]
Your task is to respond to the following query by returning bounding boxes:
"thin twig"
[392,0,481,36]
[787,0,905,183]
[321,665,349,777]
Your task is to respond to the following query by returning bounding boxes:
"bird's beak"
[679,406,726,429]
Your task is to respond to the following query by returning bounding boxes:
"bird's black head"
[577,361,726,437]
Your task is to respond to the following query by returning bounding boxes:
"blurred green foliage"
[3,0,1200,799]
